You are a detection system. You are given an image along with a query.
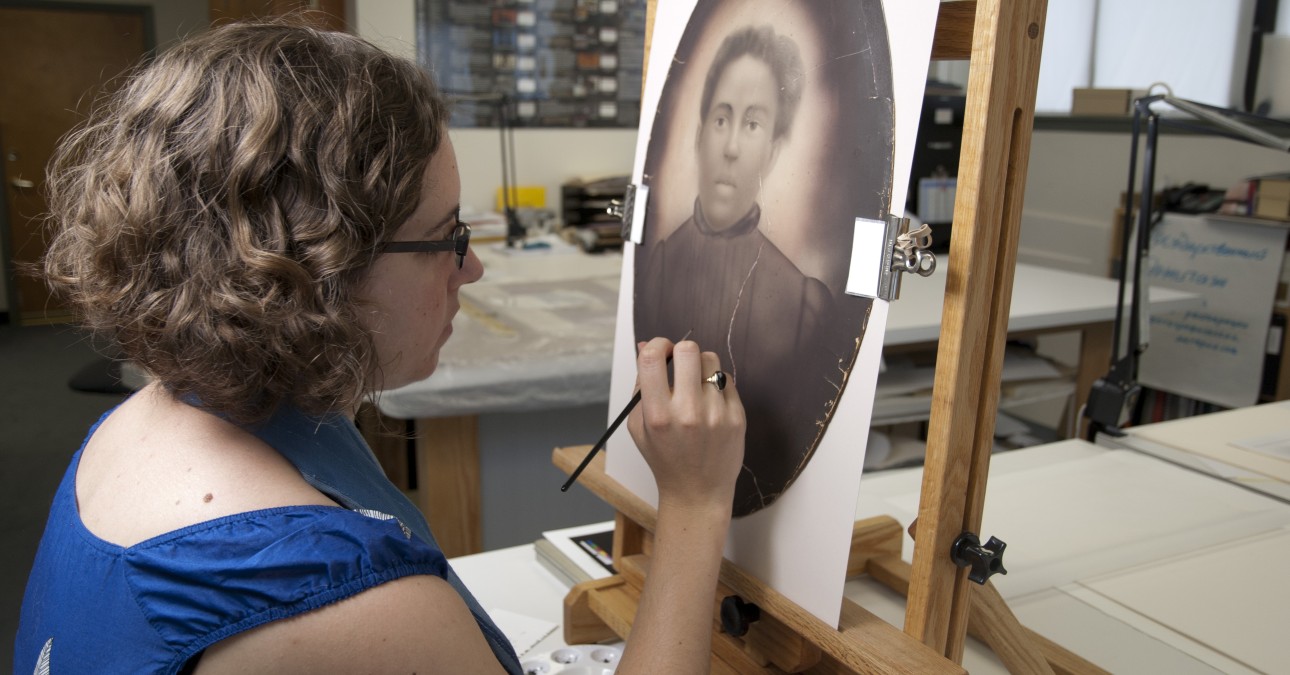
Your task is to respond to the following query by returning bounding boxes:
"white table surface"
[377,244,1201,419]
[452,438,1290,674]
[1103,400,1290,501]
[885,261,1197,344]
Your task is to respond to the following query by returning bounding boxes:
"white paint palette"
[520,644,621,674]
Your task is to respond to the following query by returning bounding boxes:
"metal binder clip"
[878,215,937,301]
[607,184,639,242]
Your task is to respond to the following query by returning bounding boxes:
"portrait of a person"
[635,1,895,517]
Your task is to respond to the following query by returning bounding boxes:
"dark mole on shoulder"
[203,493,213,503]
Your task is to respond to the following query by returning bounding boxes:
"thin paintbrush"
[559,387,645,492]
[561,332,688,492]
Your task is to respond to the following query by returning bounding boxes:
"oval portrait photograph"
[633,0,895,516]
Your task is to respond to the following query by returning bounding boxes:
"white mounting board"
[604,0,940,626]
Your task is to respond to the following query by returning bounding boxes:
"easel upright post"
[904,0,1049,663]
[554,1,1099,672]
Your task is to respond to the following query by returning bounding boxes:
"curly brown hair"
[43,20,449,423]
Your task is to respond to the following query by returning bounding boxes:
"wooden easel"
[554,1,1108,672]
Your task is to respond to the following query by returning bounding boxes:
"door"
[0,6,149,324]
[209,1,346,30]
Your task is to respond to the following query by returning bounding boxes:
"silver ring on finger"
[704,370,727,392]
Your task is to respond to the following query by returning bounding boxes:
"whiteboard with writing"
[1139,214,1288,408]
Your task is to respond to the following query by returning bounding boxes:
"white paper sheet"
[1129,400,1290,483]
[852,440,1287,675]
[1139,214,1289,408]
[847,217,889,297]
[488,608,559,658]
[1080,528,1290,675]
[1231,430,1290,460]
[877,449,1290,600]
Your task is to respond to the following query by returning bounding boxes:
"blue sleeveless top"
[14,404,522,674]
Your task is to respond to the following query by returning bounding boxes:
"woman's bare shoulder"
[194,574,506,674]
[75,383,336,547]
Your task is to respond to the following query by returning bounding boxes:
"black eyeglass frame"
[382,223,471,269]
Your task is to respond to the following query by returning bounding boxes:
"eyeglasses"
[382,223,471,269]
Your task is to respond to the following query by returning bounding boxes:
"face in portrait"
[695,49,783,232]
[634,0,895,517]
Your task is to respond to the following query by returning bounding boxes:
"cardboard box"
[1255,178,1290,221]
[1259,177,1290,200]
[1071,88,1143,116]
[1255,197,1290,221]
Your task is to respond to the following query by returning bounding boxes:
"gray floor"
[1,322,126,669]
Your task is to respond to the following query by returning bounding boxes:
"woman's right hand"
[626,338,746,514]
[616,338,745,673]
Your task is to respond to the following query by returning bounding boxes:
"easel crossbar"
[555,445,963,674]
[556,444,1106,673]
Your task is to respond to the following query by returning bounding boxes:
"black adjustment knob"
[950,532,1008,585]
[720,595,761,637]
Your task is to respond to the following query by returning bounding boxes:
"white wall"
[348,0,416,59]
[449,129,636,215]
[1020,130,1290,276]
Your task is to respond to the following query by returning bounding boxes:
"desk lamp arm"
[1086,95,1290,440]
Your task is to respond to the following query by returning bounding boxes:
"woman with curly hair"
[15,20,745,674]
